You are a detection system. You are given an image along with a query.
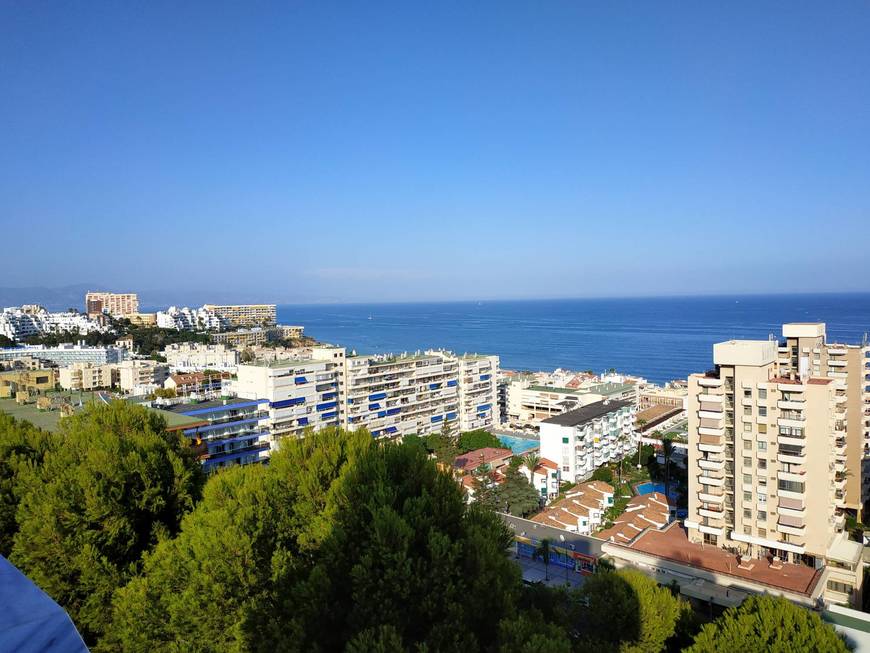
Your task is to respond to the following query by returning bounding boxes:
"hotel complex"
[85,291,139,317]
[203,304,277,327]
[685,323,868,604]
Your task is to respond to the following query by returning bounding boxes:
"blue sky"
[1,2,869,304]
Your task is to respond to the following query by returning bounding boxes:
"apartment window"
[827,580,853,596]
[562,437,569,444]
[758,510,767,521]
[759,388,767,400]
[743,474,752,484]
[758,493,766,505]
[743,491,752,502]
[743,457,752,468]
[743,423,752,432]
[758,424,767,434]
[744,439,753,450]
[744,389,752,398]
[758,528,767,538]
[744,406,752,416]
[743,526,752,535]
[758,406,767,418]
[758,459,767,471]
[743,508,752,519]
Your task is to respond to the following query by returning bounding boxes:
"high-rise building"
[85,291,139,317]
[686,333,865,606]
[232,346,345,444]
[343,350,500,438]
[202,304,277,327]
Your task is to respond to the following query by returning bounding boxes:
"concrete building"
[0,306,113,342]
[344,350,475,438]
[685,335,864,607]
[58,363,113,391]
[232,346,345,445]
[530,481,615,535]
[162,343,239,372]
[775,323,870,513]
[164,398,272,472]
[211,327,273,347]
[504,380,637,426]
[114,360,170,393]
[0,344,128,367]
[0,369,56,399]
[203,304,277,327]
[85,291,139,317]
[457,354,500,431]
[164,371,229,397]
[539,400,637,482]
[127,313,158,327]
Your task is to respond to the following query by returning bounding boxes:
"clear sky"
[2,2,869,304]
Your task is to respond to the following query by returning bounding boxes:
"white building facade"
[162,343,239,372]
[0,306,113,342]
[539,400,638,482]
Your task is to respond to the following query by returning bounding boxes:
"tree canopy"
[458,429,503,453]
[8,401,204,644]
[685,595,849,653]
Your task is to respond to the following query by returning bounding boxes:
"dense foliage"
[0,413,850,653]
[685,595,850,652]
[5,402,204,644]
[458,428,503,452]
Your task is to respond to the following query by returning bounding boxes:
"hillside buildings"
[539,400,638,482]
[210,325,305,347]
[503,378,637,426]
[162,343,239,372]
[685,325,867,606]
[156,306,224,331]
[203,304,277,327]
[85,291,139,317]
[58,360,169,393]
[0,306,113,342]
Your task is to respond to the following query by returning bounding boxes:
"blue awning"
[316,401,338,412]
[369,392,387,401]
[271,396,305,409]
[446,379,458,387]
[322,411,337,420]
[368,403,381,410]
[294,376,308,384]
[298,417,309,426]
[180,399,267,416]
[386,407,401,416]
[480,374,491,381]
[477,403,491,412]
[446,412,457,420]
[429,383,441,390]
[431,415,443,423]
[321,392,337,400]
[385,426,398,434]
[377,410,387,418]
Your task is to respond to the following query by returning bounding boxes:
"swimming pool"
[497,434,540,454]
[635,481,678,500]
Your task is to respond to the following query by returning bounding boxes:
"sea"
[277,294,870,385]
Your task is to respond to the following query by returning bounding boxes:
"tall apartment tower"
[85,291,139,317]
[776,323,870,513]
[687,335,864,605]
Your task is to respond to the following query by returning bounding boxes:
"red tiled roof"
[616,523,823,596]
[807,378,833,385]
[453,447,513,473]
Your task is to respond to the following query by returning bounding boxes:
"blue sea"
[278,294,870,385]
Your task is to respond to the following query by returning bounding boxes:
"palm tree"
[523,452,541,474]
[535,538,552,581]
[662,437,674,502]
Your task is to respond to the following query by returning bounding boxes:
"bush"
[459,429,502,453]
[592,467,613,483]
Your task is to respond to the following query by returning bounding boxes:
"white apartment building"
[0,306,113,342]
[232,347,345,447]
[457,354,500,431]
[156,306,224,331]
[58,363,113,391]
[343,350,500,438]
[162,343,239,372]
[685,335,864,606]
[0,343,128,366]
[114,360,170,393]
[539,400,637,482]
[505,380,638,426]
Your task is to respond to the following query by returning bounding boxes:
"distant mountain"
[0,284,98,312]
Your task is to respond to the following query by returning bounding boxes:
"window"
[743,456,752,467]
[827,580,853,596]
[743,508,752,519]
[758,510,767,520]
[743,491,752,501]
[744,439,753,450]
[744,406,752,416]
[758,406,767,417]
[744,389,752,398]
[759,388,767,400]
[758,493,766,505]
[758,440,767,452]
[758,423,767,434]
[743,526,752,534]
[758,459,767,471]
[743,423,752,432]
[758,528,766,537]
[743,474,752,484]
[562,437,569,444]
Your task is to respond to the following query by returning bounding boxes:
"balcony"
[698,377,724,388]
[698,409,724,421]
[698,491,725,503]
[698,393,724,403]
[777,469,806,483]
[698,458,725,471]
[777,520,806,537]
[699,524,724,536]
[777,498,806,518]
[778,433,806,448]
[778,383,805,393]
[698,474,725,487]
[698,506,724,519]
[698,426,725,437]
[777,400,805,411]
[777,452,805,465]
[778,417,806,429]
